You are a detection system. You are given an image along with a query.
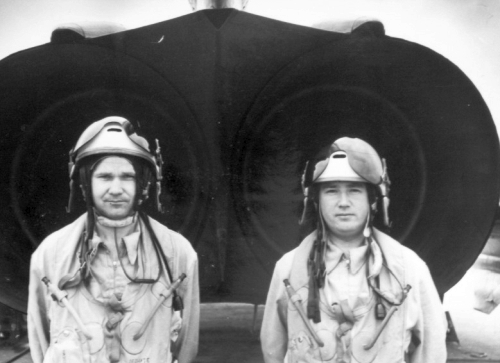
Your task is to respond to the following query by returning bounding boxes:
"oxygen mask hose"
[41,277,93,340]
[284,279,324,347]
[133,273,187,341]
[363,284,412,350]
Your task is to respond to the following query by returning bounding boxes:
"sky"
[0,0,499,132]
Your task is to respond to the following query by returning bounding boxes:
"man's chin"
[99,209,133,220]
[334,225,364,238]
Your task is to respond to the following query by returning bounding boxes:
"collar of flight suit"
[51,213,165,291]
[325,242,369,275]
[92,214,142,265]
[289,228,406,293]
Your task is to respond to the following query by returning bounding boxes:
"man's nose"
[338,191,350,207]
[108,178,123,194]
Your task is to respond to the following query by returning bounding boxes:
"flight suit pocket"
[85,322,105,355]
[49,327,91,363]
[286,285,340,362]
[351,329,380,363]
[121,283,173,355]
[350,310,387,363]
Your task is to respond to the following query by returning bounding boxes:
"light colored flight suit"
[28,213,199,363]
[261,228,447,363]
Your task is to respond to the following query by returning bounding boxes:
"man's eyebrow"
[121,171,136,176]
[93,171,136,177]
[93,171,113,177]
[325,182,341,186]
[347,182,363,186]
[323,184,339,189]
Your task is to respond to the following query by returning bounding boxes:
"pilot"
[260,137,447,363]
[28,116,199,363]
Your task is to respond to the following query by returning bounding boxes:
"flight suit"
[260,228,447,363]
[28,213,199,363]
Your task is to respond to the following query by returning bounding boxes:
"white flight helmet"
[67,116,163,212]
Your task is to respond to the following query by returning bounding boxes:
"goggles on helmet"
[67,116,164,212]
[312,137,385,185]
[312,151,366,183]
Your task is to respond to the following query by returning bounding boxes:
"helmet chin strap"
[363,209,372,238]
[307,203,327,323]
[299,191,309,225]
[318,206,328,244]
[379,158,391,228]
[299,161,311,226]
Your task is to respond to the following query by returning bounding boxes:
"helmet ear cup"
[79,164,93,208]
[367,184,378,213]
[301,160,316,197]
[79,184,87,202]
[138,181,151,206]
[135,163,154,207]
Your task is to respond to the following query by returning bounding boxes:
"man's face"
[318,181,370,241]
[91,156,137,220]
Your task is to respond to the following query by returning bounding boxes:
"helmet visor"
[312,138,384,185]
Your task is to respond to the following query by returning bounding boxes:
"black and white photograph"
[0,1,499,362]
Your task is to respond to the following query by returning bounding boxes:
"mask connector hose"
[283,279,324,347]
[363,284,411,350]
[41,277,93,340]
[133,273,187,341]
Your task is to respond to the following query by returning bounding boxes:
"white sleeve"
[409,262,447,363]
[174,257,200,363]
[27,252,51,363]
[260,261,289,363]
